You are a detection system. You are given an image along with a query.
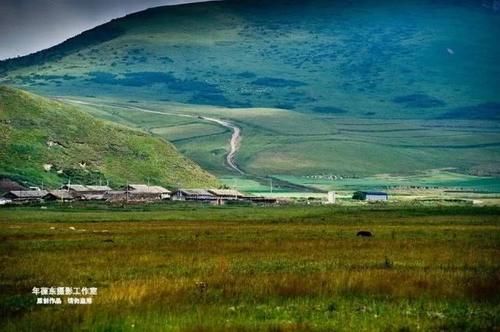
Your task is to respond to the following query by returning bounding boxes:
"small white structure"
[0,198,12,205]
[326,191,336,204]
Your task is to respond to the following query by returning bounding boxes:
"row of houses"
[2,184,276,204]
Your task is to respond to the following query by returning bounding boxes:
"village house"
[60,184,89,199]
[101,184,172,202]
[61,184,112,194]
[172,189,216,202]
[43,190,74,202]
[3,190,49,203]
[61,184,88,193]
[352,191,389,202]
[60,184,111,200]
[103,191,127,202]
[124,184,171,200]
[208,189,246,201]
[60,184,171,202]
[85,185,113,194]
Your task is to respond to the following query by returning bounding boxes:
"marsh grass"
[0,205,498,331]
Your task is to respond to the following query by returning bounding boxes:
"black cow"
[356,231,373,237]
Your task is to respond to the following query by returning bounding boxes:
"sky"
[0,0,211,60]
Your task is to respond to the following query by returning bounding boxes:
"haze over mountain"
[1,0,499,179]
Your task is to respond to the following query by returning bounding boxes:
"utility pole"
[126,180,129,203]
[270,177,273,194]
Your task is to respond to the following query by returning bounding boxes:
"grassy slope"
[0,0,499,178]
[0,204,498,331]
[0,86,218,188]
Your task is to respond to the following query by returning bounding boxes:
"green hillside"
[1,0,499,118]
[0,86,219,188]
[0,0,498,179]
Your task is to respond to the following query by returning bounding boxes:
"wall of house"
[365,194,388,201]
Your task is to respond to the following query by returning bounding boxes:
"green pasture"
[61,99,500,190]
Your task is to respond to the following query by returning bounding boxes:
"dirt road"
[61,99,244,174]
[199,116,244,174]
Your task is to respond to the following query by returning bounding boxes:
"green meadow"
[275,171,500,193]
[0,204,499,331]
[57,98,500,194]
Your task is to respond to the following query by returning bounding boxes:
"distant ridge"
[0,23,125,74]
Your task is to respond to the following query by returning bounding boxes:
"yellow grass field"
[0,204,499,331]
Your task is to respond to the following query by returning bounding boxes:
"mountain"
[2,0,499,117]
[0,86,219,188]
[0,0,498,178]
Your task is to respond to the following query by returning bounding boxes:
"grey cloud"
[0,0,213,60]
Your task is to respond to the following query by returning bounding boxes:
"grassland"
[0,204,498,331]
[0,86,218,188]
[58,98,500,188]
[274,170,500,193]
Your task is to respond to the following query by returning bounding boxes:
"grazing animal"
[357,231,373,237]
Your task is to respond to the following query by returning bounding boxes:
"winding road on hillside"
[199,116,243,174]
[61,99,245,174]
